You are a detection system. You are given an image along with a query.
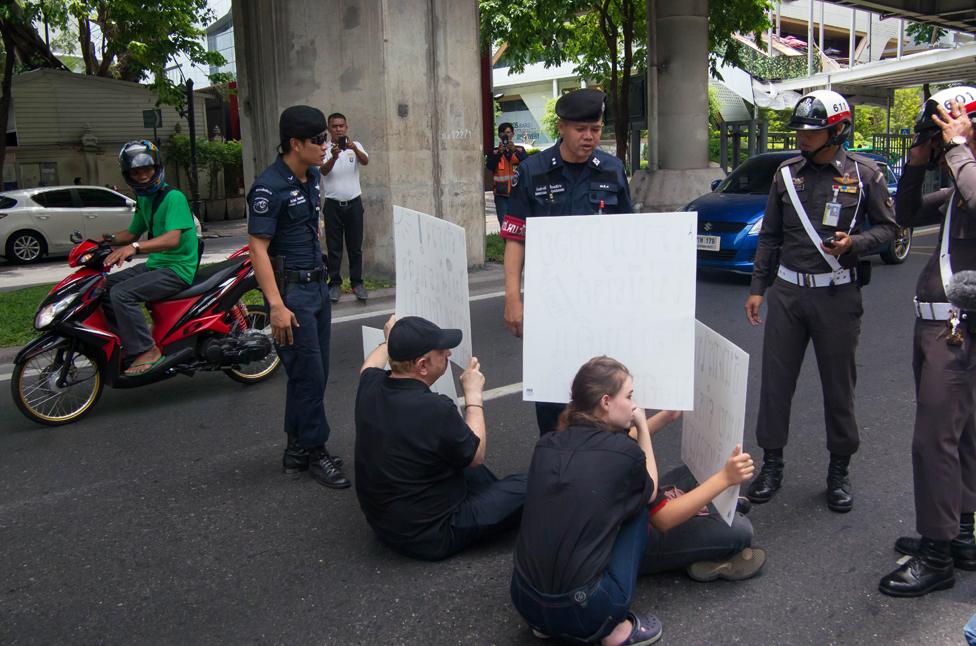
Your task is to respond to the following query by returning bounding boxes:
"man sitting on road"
[102,140,199,376]
[355,315,527,561]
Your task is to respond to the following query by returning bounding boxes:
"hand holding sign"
[723,445,754,487]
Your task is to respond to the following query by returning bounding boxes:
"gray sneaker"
[328,284,341,302]
[687,547,767,582]
[353,284,368,301]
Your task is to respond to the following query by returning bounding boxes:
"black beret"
[279,105,327,140]
[555,89,606,122]
[388,316,462,362]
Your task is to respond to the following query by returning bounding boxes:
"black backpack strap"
[147,185,174,240]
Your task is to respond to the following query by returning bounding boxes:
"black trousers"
[911,319,976,540]
[324,196,364,287]
[755,278,863,456]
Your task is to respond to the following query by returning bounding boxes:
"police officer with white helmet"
[744,90,898,512]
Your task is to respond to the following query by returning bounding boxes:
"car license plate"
[697,235,720,251]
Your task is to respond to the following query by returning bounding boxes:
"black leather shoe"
[894,513,976,570]
[826,453,853,513]
[309,448,351,489]
[283,435,342,474]
[746,449,783,504]
[735,496,752,515]
[879,538,955,597]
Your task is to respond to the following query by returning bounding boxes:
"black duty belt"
[284,268,325,284]
[327,196,361,208]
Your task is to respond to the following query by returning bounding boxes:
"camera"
[336,135,348,150]
[500,134,510,147]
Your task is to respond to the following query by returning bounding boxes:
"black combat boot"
[879,537,955,597]
[746,448,783,504]
[308,447,351,489]
[894,512,976,570]
[283,435,342,475]
[825,453,853,513]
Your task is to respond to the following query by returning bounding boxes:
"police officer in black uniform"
[500,88,633,435]
[879,89,976,597]
[744,90,897,512]
[247,105,349,489]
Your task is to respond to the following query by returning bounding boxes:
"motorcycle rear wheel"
[224,301,281,384]
[13,341,103,426]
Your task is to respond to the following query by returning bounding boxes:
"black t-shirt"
[354,368,480,556]
[514,424,654,594]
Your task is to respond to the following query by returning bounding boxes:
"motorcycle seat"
[162,256,248,300]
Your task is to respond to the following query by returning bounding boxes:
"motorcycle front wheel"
[224,301,282,384]
[13,341,103,426]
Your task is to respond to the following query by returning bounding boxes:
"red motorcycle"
[11,234,280,426]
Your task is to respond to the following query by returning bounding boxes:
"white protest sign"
[361,325,459,407]
[393,206,472,368]
[522,212,697,410]
[681,320,749,526]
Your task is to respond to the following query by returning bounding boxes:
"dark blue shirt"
[247,156,323,270]
[500,144,633,241]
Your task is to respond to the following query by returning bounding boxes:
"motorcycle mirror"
[70,230,84,244]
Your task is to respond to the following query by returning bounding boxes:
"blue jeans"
[640,466,754,574]
[493,194,509,229]
[965,612,976,646]
[276,280,332,448]
[511,508,649,643]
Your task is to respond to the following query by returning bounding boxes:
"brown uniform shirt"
[896,145,976,303]
[750,147,899,295]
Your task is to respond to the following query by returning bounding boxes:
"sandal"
[619,611,663,646]
[124,354,165,376]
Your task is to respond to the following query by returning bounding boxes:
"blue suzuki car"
[689,150,911,274]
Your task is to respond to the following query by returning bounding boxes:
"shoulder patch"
[511,168,519,187]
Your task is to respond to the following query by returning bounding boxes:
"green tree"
[541,97,559,141]
[480,0,771,166]
[906,23,946,46]
[0,0,226,185]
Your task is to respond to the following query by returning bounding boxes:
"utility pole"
[186,80,202,221]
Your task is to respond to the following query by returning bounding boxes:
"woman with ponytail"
[511,356,759,644]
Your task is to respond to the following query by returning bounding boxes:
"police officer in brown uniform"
[744,90,898,512]
[879,88,976,597]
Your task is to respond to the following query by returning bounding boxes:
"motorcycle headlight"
[748,217,764,236]
[35,293,79,330]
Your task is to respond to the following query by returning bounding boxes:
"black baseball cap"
[388,316,462,361]
[555,89,606,122]
[279,105,327,140]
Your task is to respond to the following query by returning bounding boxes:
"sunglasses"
[308,133,329,145]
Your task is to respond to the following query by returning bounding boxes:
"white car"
[0,185,137,263]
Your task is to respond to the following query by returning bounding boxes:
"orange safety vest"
[493,153,520,197]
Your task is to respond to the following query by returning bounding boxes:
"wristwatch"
[131,241,140,254]
[945,135,967,151]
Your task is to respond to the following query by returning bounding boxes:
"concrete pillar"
[630,0,722,211]
[657,0,708,170]
[232,0,485,277]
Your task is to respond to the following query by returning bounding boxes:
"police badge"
[796,98,814,117]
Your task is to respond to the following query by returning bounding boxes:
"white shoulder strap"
[781,165,842,271]
[847,161,863,235]
[940,190,957,297]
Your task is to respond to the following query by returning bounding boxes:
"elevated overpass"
[832,0,975,34]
